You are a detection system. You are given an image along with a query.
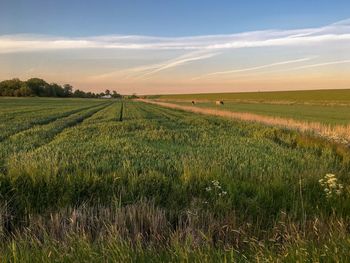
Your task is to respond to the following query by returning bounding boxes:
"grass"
[160,100,350,126]
[150,89,350,127]
[152,88,350,103]
[1,98,350,261]
[0,97,104,141]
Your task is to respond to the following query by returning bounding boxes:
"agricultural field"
[152,89,350,127]
[1,97,350,262]
[156,100,350,126]
[153,89,350,103]
[0,97,105,141]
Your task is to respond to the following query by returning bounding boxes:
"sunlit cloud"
[2,18,350,94]
[1,19,350,53]
[138,51,220,79]
[89,50,220,81]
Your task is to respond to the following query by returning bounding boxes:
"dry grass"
[2,201,349,256]
[140,99,350,145]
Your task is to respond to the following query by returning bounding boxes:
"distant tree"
[0,77,99,98]
[18,85,32,96]
[63,84,73,97]
[73,89,86,98]
[26,78,48,96]
[86,92,96,98]
[129,93,139,99]
[112,90,122,98]
[105,89,111,96]
[45,85,56,97]
[50,83,64,97]
[0,78,23,96]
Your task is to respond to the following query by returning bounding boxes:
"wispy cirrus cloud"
[285,59,350,71]
[1,19,350,53]
[192,57,315,80]
[192,57,350,81]
[89,50,220,81]
[138,51,220,79]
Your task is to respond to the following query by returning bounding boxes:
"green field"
[1,98,350,262]
[153,89,350,103]
[0,97,105,141]
[152,89,350,126]
[162,100,350,126]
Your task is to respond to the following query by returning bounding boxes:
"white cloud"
[89,50,219,81]
[0,19,350,53]
[285,59,350,71]
[192,57,315,80]
[138,51,220,79]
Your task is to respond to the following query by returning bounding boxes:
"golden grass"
[140,99,350,145]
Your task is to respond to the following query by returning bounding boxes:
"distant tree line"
[0,78,122,98]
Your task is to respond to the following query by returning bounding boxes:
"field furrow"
[0,102,112,173]
[0,98,105,141]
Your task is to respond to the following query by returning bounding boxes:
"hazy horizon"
[1,1,350,94]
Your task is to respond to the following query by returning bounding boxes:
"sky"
[1,0,350,94]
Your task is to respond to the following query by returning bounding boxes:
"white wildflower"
[319,173,343,198]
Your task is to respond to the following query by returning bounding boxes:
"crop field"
[153,89,350,103]
[0,97,105,141]
[1,98,350,262]
[152,89,350,128]
[158,100,350,126]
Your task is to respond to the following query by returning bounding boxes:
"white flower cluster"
[206,180,227,197]
[319,174,343,198]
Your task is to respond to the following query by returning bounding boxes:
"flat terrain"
[0,97,104,141]
[160,100,350,126]
[1,97,350,262]
[152,89,350,127]
[154,89,350,103]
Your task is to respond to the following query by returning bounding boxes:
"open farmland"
[156,100,350,126]
[0,97,105,141]
[152,89,350,126]
[1,97,350,262]
[154,89,350,103]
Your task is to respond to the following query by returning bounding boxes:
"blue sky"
[1,1,350,94]
[1,0,350,36]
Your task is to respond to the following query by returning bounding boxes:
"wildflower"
[205,180,228,201]
[319,173,343,198]
[212,180,220,187]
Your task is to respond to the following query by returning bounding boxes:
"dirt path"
[139,99,350,145]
